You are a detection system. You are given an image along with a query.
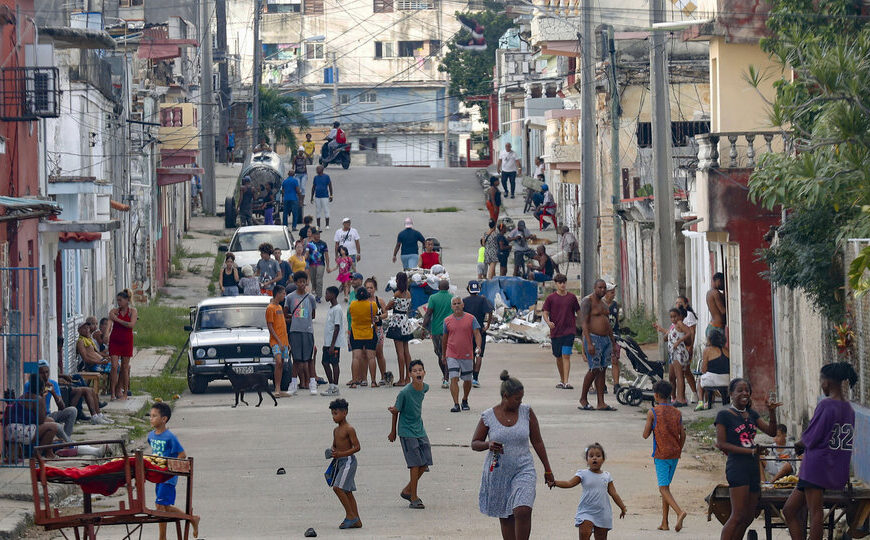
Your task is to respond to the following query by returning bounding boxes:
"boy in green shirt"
[388,360,430,509]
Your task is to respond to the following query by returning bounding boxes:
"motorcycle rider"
[324,121,346,159]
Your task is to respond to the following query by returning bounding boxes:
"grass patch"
[183,234,195,239]
[135,304,190,350]
[686,416,716,447]
[187,251,215,259]
[131,374,188,401]
[622,305,658,345]
[208,252,223,294]
[371,207,460,213]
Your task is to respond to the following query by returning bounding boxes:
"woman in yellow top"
[348,286,378,388]
[289,240,308,274]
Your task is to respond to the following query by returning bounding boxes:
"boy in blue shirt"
[148,402,199,539]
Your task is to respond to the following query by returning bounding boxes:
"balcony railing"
[695,131,791,170]
[0,67,60,121]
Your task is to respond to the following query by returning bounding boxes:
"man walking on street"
[226,127,235,164]
[442,296,481,412]
[306,229,329,303]
[462,280,493,387]
[497,142,521,199]
[421,280,453,388]
[282,170,302,230]
[266,286,292,398]
[238,176,254,226]
[311,165,333,229]
[543,273,581,390]
[579,279,618,411]
[393,217,426,270]
[334,218,361,263]
[293,146,309,200]
[706,272,726,339]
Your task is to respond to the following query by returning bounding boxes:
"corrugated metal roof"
[0,196,62,222]
[0,196,61,209]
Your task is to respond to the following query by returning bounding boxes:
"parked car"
[185,296,278,394]
[220,225,294,271]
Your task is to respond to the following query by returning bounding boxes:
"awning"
[39,219,120,233]
[0,196,62,222]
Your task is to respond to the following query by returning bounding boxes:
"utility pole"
[650,0,678,361]
[216,0,230,164]
[579,0,597,293]
[200,0,216,214]
[607,26,623,295]
[331,51,339,122]
[252,0,262,147]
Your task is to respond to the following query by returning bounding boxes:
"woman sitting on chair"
[533,184,556,229]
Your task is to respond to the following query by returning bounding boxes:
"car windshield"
[196,305,267,330]
[229,230,290,252]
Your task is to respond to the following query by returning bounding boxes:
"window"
[304,0,323,14]
[438,140,443,158]
[374,41,395,58]
[339,95,350,105]
[360,91,377,103]
[300,96,314,113]
[397,40,424,57]
[428,40,441,56]
[397,0,434,9]
[119,0,143,6]
[305,43,324,59]
[635,121,710,148]
[373,0,393,12]
[359,137,377,151]
[266,3,300,12]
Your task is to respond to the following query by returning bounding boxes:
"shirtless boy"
[579,279,618,411]
[705,272,726,339]
[327,398,362,529]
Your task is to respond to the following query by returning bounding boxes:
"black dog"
[223,364,278,407]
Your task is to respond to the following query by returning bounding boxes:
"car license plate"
[232,365,254,375]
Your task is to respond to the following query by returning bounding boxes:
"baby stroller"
[614,327,666,407]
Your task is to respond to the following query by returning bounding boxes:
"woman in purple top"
[783,362,858,540]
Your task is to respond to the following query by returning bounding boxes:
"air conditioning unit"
[0,67,60,121]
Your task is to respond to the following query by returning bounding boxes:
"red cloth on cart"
[40,457,174,496]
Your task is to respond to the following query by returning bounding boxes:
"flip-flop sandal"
[348,383,359,389]
[360,381,368,387]
[400,492,413,502]
[408,499,425,509]
[564,384,574,390]
[596,406,618,411]
[393,381,407,387]
[371,382,379,388]
[577,404,595,411]
[339,518,361,529]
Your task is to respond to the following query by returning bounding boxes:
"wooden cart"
[30,439,196,540]
[706,483,870,540]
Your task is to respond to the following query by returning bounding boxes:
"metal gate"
[0,266,40,395]
[61,250,85,374]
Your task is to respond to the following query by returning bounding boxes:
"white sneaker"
[288,382,298,396]
[321,384,333,396]
[309,380,318,395]
[98,414,114,425]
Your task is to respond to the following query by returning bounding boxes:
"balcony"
[544,109,581,164]
[695,131,791,170]
[531,13,581,50]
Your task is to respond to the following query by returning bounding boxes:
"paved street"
[165,166,736,540]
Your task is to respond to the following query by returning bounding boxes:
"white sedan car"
[222,225,294,270]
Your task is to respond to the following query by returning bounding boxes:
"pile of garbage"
[485,293,551,345]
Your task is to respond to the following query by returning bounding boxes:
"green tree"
[747,0,870,318]
[438,6,516,122]
[259,87,309,150]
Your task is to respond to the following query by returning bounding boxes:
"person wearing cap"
[533,183,556,230]
[334,218,361,262]
[542,273,581,390]
[393,217,426,270]
[23,361,86,440]
[282,169,303,230]
[293,146,309,200]
[462,281,493,387]
[238,176,255,226]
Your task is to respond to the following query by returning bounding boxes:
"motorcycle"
[319,142,351,169]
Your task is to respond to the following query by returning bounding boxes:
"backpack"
[335,129,346,145]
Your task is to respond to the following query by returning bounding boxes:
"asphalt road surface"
[160,166,741,539]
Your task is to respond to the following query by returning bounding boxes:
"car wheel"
[224,196,236,228]
[187,362,208,394]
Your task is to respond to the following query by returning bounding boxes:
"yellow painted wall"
[158,103,198,151]
[709,38,782,132]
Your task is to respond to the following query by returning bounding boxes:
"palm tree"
[258,87,309,151]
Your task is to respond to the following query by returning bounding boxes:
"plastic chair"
[538,211,557,230]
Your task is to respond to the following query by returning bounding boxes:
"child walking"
[148,402,200,540]
[783,362,858,540]
[335,246,354,302]
[714,377,780,540]
[552,442,627,539]
[326,399,362,529]
[388,360,431,509]
[642,380,687,532]
[321,286,345,396]
[653,307,692,406]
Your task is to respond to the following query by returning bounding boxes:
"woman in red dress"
[108,289,137,400]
